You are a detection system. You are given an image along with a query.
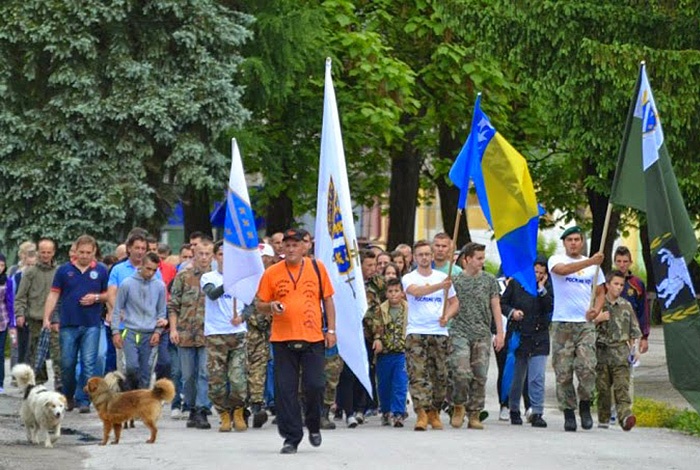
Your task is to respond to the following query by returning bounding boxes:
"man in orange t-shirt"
[256,228,337,455]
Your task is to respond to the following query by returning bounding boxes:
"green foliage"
[0,0,252,251]
[634,397,700,436]
[537,235,558,259]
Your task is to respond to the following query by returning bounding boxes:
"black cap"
[282,229,304,242]
[560,226,583,240]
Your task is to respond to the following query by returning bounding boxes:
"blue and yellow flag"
[449,94,542,295]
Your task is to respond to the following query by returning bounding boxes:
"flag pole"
[441,208,463,319]
[589,202,613,308]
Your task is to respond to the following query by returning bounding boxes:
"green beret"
[560,226,582,240]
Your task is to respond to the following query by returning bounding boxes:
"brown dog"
[84,377,175,445]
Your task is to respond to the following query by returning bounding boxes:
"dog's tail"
[151,379,176,403]
[11,364,36,389]
[104,371,128,392]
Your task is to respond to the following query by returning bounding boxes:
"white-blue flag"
[223,139,264,304]
[314,58,371,395]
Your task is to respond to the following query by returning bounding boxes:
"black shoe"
[510,410,523,425]
[333,408,343,421]
[280,443,297,454]
[564,409,577,432]
[186,409,198,428]
[251,404,268,429]
[531,414,547,428]
[309,432,322,447]
[579,401,593,430]
[196,408,212,429]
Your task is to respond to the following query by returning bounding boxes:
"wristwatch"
[327,329,336,334]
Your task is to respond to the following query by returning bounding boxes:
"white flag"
[314,58,371,395]
[223,138,264,304]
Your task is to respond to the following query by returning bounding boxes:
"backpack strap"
[311,259,327,330]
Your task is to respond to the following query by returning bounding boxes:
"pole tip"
[326,57,332,67]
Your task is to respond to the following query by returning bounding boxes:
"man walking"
[169,238,212,429]
[42,235,108,412]
[256,229,337,454]
[402,240,459,431]
[548,226,605,431]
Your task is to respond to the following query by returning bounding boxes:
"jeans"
[264,343,275,408]
[169,342,183,410]
[104,324,117,373]
[509,354,547,415]
[179,346,209,409]
[154,332,172,380]
[273,341,324,447]
[0,329,7,387]
[122,330,155,389]
[376,353,408,415]
[60,326,100,406]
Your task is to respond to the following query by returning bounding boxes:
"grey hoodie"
[112,272,166,333]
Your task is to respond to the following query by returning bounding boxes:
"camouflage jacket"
[363,275,386,339]
[241,303,270,333]
[168,267,206,347]
[596,296,642,366]
[369,299,408,354]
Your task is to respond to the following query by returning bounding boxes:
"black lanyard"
[285,259,305,290]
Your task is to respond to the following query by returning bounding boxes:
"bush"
[633,397,700,436]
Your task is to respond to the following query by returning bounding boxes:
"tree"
[0,0,252,252]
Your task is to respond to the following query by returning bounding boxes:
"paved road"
[1,325,697,470]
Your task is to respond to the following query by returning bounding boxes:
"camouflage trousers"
[551,322,597,410]
[449,335,491,411]
[323,352,344,406]
[27,319,61,388]
[596,344,632,424]
[246,327,269,404]
[206,333,247,413]
[405,334,450,411]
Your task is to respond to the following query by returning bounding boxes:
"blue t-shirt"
[108,259,162,287]
[52,261,109,327]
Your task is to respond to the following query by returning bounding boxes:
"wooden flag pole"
[589,202,614,308]
[442,209,463,319]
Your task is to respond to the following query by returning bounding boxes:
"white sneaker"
[354,412,365,424]
[171,408,182,419]
[525,407,533,423]
[0,387,5,394]
[347,416,358,428]
[499,406,509,421]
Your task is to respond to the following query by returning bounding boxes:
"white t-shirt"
[200,270,247,336]
[402,269,456,336]
[548,254,605,322]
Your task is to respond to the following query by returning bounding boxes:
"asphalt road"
[1,325,697,470]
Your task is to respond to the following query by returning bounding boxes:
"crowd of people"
[0,225,650,453]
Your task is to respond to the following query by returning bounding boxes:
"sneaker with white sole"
[347,416,358,428]
[525,407,533,423]
[171,408,182,420]
[499,406,509,421]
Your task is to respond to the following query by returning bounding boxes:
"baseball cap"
[282,229,304,242]
[259,243,274,257]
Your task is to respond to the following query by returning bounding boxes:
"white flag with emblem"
[314,58,371,395]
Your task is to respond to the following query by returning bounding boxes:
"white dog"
[11,364,67,448]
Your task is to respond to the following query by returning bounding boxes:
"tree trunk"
[182,185,213,238]
[265,193,294,235]
[435,124,471,249]
[585,160,619,268]
[387,140,421,250]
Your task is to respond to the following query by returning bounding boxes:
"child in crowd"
[370,278,409,427]
[593,270,641,431]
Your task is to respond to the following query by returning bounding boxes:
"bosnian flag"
[314,58,371,395]
[223,139,264,304]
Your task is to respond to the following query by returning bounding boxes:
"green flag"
[611,63,700,413]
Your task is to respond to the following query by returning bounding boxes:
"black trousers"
[273,341,325,447]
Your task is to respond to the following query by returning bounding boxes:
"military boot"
[450,405,466,428]
[427,410,443,430]
[320,405,336,430]
[564,409,577,432]
[414,408,428,431]
[233,407,248,432]
[186,409,198,428]
[579,401,593,430]
[467,411,484,430]
[219,410,232,432]
[196,408,211,429]
[251,403,268,429]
